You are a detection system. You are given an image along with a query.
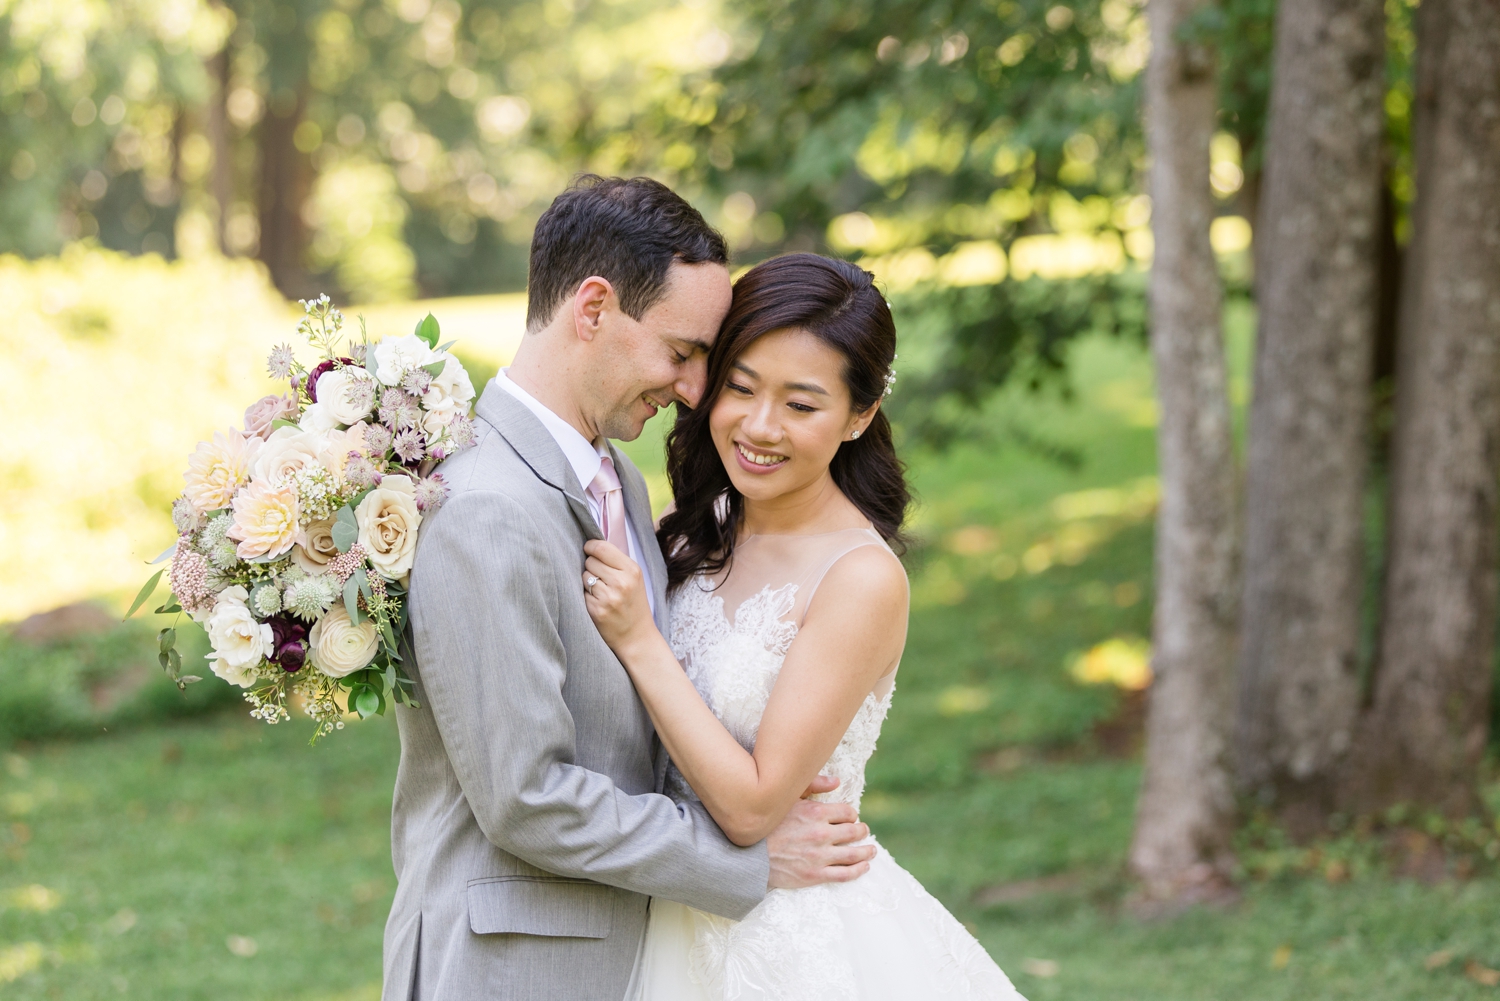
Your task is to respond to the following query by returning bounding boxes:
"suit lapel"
[475,383,602,542]
[609,442,671,635]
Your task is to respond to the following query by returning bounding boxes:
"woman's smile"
[734,441,788,472]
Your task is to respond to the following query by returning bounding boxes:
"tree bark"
[257,87,311,297]
[1347,0,1500,819]
[1128,0,1238,904]
[204,41,234,255]
[1234,0,1385,835]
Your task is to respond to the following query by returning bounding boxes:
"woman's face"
[708,327,873,504]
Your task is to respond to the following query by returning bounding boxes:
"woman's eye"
[726,381,753,395]
[788,402,816,414]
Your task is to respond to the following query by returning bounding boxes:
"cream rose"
[374,334,437,386]
[244,394,300,439]
[309,604,380,678]
[252,427,323,489]
[420,396,462,440]
[183,429,260,514]
[293,517,340,572]
[316,366,377,425]
[204,586,272,687]
[318,422,372,485]
[298,400,340,434]
[355,474,421,579]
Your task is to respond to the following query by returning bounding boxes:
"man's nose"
[674,358,708,409]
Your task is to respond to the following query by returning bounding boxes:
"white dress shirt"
[494,369,657,615]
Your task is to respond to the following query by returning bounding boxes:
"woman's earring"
[850,429,862,440]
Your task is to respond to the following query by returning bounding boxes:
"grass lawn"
[3,331,1498,999]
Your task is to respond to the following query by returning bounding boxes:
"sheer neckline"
[739,525,879,542]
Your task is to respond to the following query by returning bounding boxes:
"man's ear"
[572,276,614,342]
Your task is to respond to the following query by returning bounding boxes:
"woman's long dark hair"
[658,253,911,590]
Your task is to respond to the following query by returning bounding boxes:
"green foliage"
[0,0,230,256]
[0,621,238,747]
[888,272,1147,446]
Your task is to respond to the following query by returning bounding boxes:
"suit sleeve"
[407,488,769,919]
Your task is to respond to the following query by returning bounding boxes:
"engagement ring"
[585,573,599,594]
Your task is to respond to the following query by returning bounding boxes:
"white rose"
[298,400,340,434]
[251,426,324,488]
[374,334,437,387]
[204,586,272,686]
[309,604,380,678]
[422,353,475,409]
[356,474,421,579]
[317,366,376,425]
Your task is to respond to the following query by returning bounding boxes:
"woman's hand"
[583,539,657,660]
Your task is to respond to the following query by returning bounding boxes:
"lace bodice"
[664,529,900,812]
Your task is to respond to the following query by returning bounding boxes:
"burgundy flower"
[275,642,306,673]
[268,615,309,672]
[306,357,357,403]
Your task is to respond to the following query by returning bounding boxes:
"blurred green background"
[6,0,1495,998]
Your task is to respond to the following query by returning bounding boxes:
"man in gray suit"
[383,176,876,1000]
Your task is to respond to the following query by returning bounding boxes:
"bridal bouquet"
[129,295,477,739]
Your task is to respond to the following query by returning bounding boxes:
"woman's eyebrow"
[785,381,829,395]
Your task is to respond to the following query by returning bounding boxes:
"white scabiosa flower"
[250,582,282,617]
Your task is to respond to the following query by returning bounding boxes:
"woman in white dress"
[582,253,1026,1001]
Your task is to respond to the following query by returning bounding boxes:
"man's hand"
[765,776,874,889]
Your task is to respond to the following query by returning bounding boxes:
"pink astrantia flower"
[227,479,301,560]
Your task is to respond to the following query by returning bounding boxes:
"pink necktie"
[587,455,629,551]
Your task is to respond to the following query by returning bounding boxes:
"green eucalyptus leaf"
[126,570,163,620]
[178,675,201,685]
[436,339,457,352]
[332,519,358,553]
[154,600,182,615]
[355,566,371,601]
[148,543,178,565]
[158,627,176,654]
[344,575,363,624]
[271,417,300,431]
[420,359,447,378]
[167,648,182,672]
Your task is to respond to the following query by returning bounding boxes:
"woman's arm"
[585,541,907,847]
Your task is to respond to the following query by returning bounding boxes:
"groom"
[383,176,876,1000]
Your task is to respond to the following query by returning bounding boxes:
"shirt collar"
[494,368,606,495]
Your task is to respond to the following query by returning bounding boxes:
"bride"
[580,253,1025,1000]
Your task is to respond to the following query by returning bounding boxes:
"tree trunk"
[257,87,311,297]
[1234,0,1385,836]
[1346,0,1500,819]
[204,41,234,255]
[1128,0,1238,905]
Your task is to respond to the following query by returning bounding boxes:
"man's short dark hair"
[526,175,729,332]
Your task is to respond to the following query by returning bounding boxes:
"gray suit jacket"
[382,384,769,1001]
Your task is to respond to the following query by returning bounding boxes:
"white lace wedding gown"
[629,529,1025,1001]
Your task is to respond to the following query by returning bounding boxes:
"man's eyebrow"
[673,335,713,353]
